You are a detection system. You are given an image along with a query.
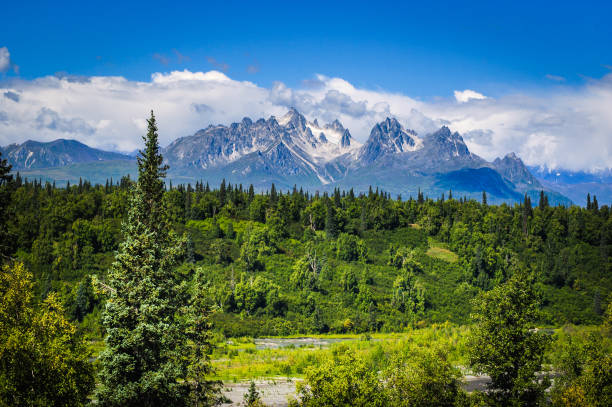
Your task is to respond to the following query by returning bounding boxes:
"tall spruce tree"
[325,199,338,239]
[0,151,13,259]
[96,111,194,406]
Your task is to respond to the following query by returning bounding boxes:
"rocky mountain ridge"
[2,109,572,204]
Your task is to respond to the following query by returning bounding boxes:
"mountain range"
[528,166,612,206]
[1,108,595,205]
[0,139,133,170]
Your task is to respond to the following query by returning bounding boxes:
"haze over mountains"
[3,108,607,205]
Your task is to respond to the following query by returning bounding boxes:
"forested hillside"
[3,173,610,337]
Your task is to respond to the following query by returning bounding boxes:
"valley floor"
[221,375,497,406]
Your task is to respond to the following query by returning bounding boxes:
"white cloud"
[151,70,233,84]
[454,89,488,103]
[0,47,11,73]
[1,69,612,171]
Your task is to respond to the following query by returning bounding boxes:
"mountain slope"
[163,108,360,187]
[493,153,540,189]
[1,139,133,170]
[529,166,612,206]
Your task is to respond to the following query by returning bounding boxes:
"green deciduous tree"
[391,270,425,318]
[468,268,551,405]
[552,333,612,407]
[388,246,422,273]
[292,347,387,407]
[384,347,464,407]
[0,262,94,406]
[290,248,321,291]
[336,233,367,262]
[240,226,275,271]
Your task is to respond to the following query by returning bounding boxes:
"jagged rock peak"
[493,152,524,166]
[325,119,345,133]
[358,117,420,163]
[505,152,519,160]
[493,152,540,187]
[278,107,307,129]
[425,126,471,158]
[340,129,352,148]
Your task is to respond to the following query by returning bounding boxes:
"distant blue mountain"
[0,139,133,170]
[436,167,522,200]
[529,166,612,206]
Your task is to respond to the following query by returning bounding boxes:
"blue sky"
[2,0,611,98]
[1,1,612,171]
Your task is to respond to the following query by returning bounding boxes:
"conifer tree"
[358,204,367,233]
[96,111,198,406]
[187,270,222,406]
[0,151,13,259]
[270,183,277,206]
[248,184,255,203]
[333,188,341,207]
[219,179,226,206]
[587,193,592,210]
[539,190,546,210]
[325,199,338,239]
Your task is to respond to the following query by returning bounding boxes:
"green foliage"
[391,270,425,319]
[186,269,223,407]
[292,344,470,407]
[293,346,388,407]
[244,381,265,406]
[0,150,13,259]
[240,226,276,271]
[551,332,612,406]
[71,274,97,321]
[324,201,338,239]
[340,268,358,294]
[336,233,367,262]
[135,111,168,234]
[0,262,94,406]
[290,248,322,291]
[388,246,422,273]
[468,268,552,405]
[384,347,464,407]
[95,112,197,407]
[234,275,285,316]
